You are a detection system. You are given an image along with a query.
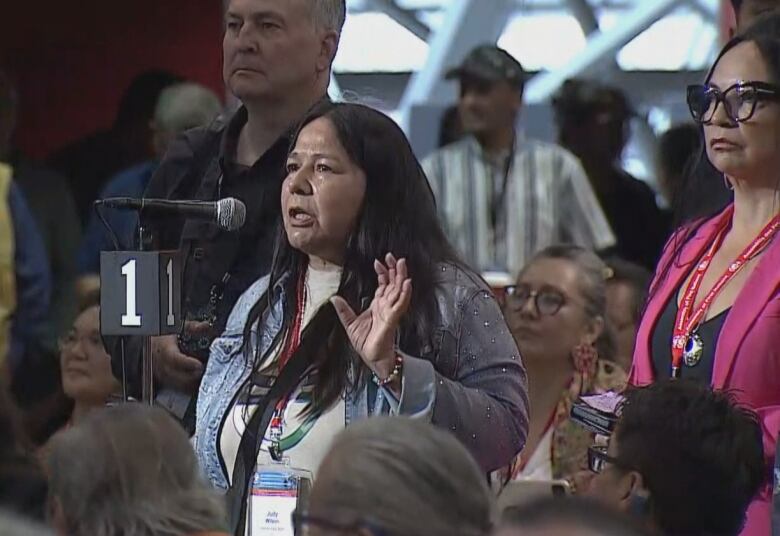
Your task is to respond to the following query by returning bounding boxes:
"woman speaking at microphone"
[631,15,780,536]
[194,102,529,532]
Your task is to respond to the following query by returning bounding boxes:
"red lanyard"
[671,206,780,377]
[269,269,308,449]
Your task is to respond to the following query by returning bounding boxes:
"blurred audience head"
[303,416,492,536]
[438,104,465,148]
[222,0,345,104]
[445,45,525,143]
[504,245,614,373]
[113,70,182,162]
[603,258,651,370]
[731,0,780,32]
[151,82,223,158]
[57,291,119,424]
[656,123,702,207]
[584,380,766,536]
[553,78,634,169]
[495,496,649,536]
[0,70,18,159]
[46,404,226,536]
[0,384,47,522]
[0,510,52,536]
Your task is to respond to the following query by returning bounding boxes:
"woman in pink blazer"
[631,17,780,536]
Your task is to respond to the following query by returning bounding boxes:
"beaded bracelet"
[374,354,404,387]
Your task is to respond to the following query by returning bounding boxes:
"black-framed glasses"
[503,284,567,316]
[588,445,629,474]
[687,81,780,124]
[292,510,385,536]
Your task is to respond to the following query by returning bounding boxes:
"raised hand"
[330,253,412,380]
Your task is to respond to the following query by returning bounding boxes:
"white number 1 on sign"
[120,259,142,327]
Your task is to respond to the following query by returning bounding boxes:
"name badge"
[247,465,312,536]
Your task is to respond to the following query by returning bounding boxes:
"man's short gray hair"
[308,0,347,34]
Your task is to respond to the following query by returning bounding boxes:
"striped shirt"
[422,135,615,276]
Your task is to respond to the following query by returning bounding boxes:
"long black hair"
[242,102,461,416]
[649,12,780,301]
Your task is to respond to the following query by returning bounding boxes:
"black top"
[651,290,730,382]
[143,106,290,338]
[597,169,669,270]
[108,105,310,400]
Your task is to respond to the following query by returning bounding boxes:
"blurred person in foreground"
[495,496,649,536]
[502,245,624,482]
[0,71,80,352]
[123,0,346,432]
[75,82,223,296]
[631,14,780,534]
[298,416,493,536]
[46,404,227,536]
[552,79,666,269]
[422,45,614,276]
[0,383,47,523]
[579,380,766,536]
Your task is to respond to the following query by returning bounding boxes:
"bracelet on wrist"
[373,354,403,387]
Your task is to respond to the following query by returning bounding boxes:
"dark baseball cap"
[445,45,526,87]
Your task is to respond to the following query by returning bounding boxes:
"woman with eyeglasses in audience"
[501,245,625,482]
[631,13,780,535]
[56,291,120,428]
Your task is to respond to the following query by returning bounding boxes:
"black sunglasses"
[503,284,567,316]
[292,510,385,535]
[687,81,780,124]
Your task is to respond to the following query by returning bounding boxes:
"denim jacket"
[195,263,529,491]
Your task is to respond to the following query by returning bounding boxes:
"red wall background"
[1,1,224,160]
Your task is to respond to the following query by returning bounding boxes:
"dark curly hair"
[614,380,767,536]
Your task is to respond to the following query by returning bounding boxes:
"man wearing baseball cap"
[422,45,614,276]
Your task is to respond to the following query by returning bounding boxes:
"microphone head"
[216,198,247,231]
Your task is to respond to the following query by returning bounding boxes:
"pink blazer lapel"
[712,232,780,388]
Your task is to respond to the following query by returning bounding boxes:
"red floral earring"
[572,342,598,377]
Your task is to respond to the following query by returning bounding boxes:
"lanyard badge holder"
[247,271,313,536]
[247,395,316,535]
[247,459,312,536]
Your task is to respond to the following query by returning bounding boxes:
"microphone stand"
[138,222,155,405]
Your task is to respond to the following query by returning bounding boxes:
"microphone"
[98,197,247,231]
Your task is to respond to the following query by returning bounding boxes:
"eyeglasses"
[588,445,629,474]
[503,284,567,316]
[687,81,780,124]
[291,510,385,536]
[58,330,104,353]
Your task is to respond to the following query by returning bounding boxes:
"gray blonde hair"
[46,404,226,536]
[153,82,222,134]
[526,244,616,361]
[312,417,493,536]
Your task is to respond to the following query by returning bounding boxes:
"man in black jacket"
[116,0,345,427]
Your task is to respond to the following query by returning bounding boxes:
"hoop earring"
[723,174,734,191]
